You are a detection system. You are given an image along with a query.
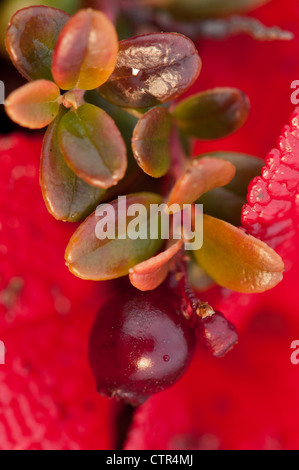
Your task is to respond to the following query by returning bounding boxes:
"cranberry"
[88,287,196,405]
[197,311,238,357]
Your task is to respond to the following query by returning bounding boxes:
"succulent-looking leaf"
[5,5,70,81]
[41,109,105,222]
[196,152,264,226]
[198,187,245,227]
[194,214,284,293]
[58,103,127,189]
[98,32,201,108]
[141,0,271,18]
[129,239,183,291]
[197,152,264,197]
[168,157,236,208]
[132,107,173,178]
[65,193,164,280]
[5,79,60,129]
[242,108,299,255]
[52,9,118,90]
[172,88,249,140]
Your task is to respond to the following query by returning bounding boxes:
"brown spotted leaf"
[172,88,249,140]
[98,32,201,108]
[168,157,236,208]
[193,214,284,293]
[132,107,173,178]
[40,109,105,222]
[52,8,118,90]
[5,79,60,129]
[65,193,164,280]
[58,103,127,189]
[129,239,183,291]
[5,5,70,81]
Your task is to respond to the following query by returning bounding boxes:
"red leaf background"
[1,0,299,450]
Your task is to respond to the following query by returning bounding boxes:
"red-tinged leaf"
[242,108,299,255]
[129,239,183,291]
[41,109,105,222]
[198,151,264,197]
[58,103,127,189]
[167,157,236,208]
[5,79,60,129]
[98,32,201,108]
[52,9,118,90]
[65,193,164,280]
[194,214,284,293]
[5,5,70,81]
[172,88,249,140]
[132,107,173,178]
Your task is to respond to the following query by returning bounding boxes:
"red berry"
[88,287,196,405]
[197,311,238,357]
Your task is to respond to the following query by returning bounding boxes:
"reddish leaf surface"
[129,240,183,291]
[167,157,236,207]
[98,32,201,108]
[132,107,173,178]
[58,104,127,189]
[242,107,299,257]
[5,80,60,129]
[52,9,118,91]
[5,6,70,82]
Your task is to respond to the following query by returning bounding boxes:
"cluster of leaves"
[4,5,284,295]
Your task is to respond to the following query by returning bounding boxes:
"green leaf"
[167,157,236,208]
[172,88,249,140]
[98,32,201,108]
[58,103,127,189]
[65,193,165,280]
[5,79,60,129]
[193,214,284,293]
[132,107,172,178]
[129,239,183,291]
[5,5,70,81]
[52,9,118,90]
[198,187,245,226]
[41,109,105,222]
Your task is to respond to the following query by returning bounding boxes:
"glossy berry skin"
[197,311,238,358]
[88,287,196,406]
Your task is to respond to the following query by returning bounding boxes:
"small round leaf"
[52,8,118,90]
[167,157,236,208]
[194,214,284,293]
[5,79,60,129]
[41,109,105,222]
[197,151,264,197]
[173,88,249,140]
[132,107,173,178]
[58,103,127,189]
[129,239,183,291]
[65,193,164,280]
[5,5,70,81]
[98,32,201,108]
